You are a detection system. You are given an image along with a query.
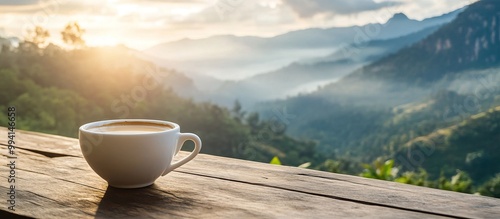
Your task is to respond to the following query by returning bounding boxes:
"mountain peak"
[353,0,500,83]
[388,13,410,22]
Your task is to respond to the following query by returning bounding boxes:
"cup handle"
[162,133,202,176]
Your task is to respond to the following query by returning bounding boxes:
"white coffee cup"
[79,119,202,188]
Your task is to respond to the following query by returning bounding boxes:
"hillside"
[399,106,500,183]
[349,0,500,83]
[0,44,323,167]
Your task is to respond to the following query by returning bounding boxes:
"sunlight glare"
[87,34,120,47]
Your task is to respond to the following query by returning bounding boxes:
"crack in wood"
[0,143,77,158]
[175,171,472,219]
[19,148,77,158]
[155,188,185,200]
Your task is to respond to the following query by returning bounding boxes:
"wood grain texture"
[1,127,499,219]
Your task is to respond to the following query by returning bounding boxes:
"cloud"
[0,0,86,14]
[282,0,401,18]
[0,0,39,5]
[0,0,475,50]
[118,0,208,3]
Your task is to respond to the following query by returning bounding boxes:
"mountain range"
[304,0,500,108]
[145,8,463,82]
[212,25,442,107]
[254,0,500,185]
[346,0,500,84]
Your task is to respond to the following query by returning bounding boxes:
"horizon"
[0,0,476,50]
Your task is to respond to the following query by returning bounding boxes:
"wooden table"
[1,128,499,218]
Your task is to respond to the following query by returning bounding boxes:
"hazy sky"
[0,0,477,50]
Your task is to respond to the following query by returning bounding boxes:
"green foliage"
[479,174,500,198]
[360,159,483,196]
[318,159,359,174]
[395,169,430,187]
[360,158,398,181]
[270,156,281,165]
[11,87,92,136]
[437,171,473,193]
[242,112,323,166]
[400,107,500,182]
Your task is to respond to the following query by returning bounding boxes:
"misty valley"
[1,0,500,198]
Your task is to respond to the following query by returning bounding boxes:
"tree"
[479,174,500,198]
[231,100,245,123]
[25,26,50,48]
[61,22,85,49]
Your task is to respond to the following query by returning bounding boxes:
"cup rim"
[79,119,180,135]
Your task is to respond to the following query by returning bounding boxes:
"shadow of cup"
[95,184,197,218]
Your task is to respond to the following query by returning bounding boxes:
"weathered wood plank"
[180,157,500,218]
[1,127,500,218]
[0,128,81,157]
[0,146,448,219]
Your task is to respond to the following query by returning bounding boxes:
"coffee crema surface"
[88,122,173,134]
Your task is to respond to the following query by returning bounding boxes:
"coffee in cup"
[87,121,172,134]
